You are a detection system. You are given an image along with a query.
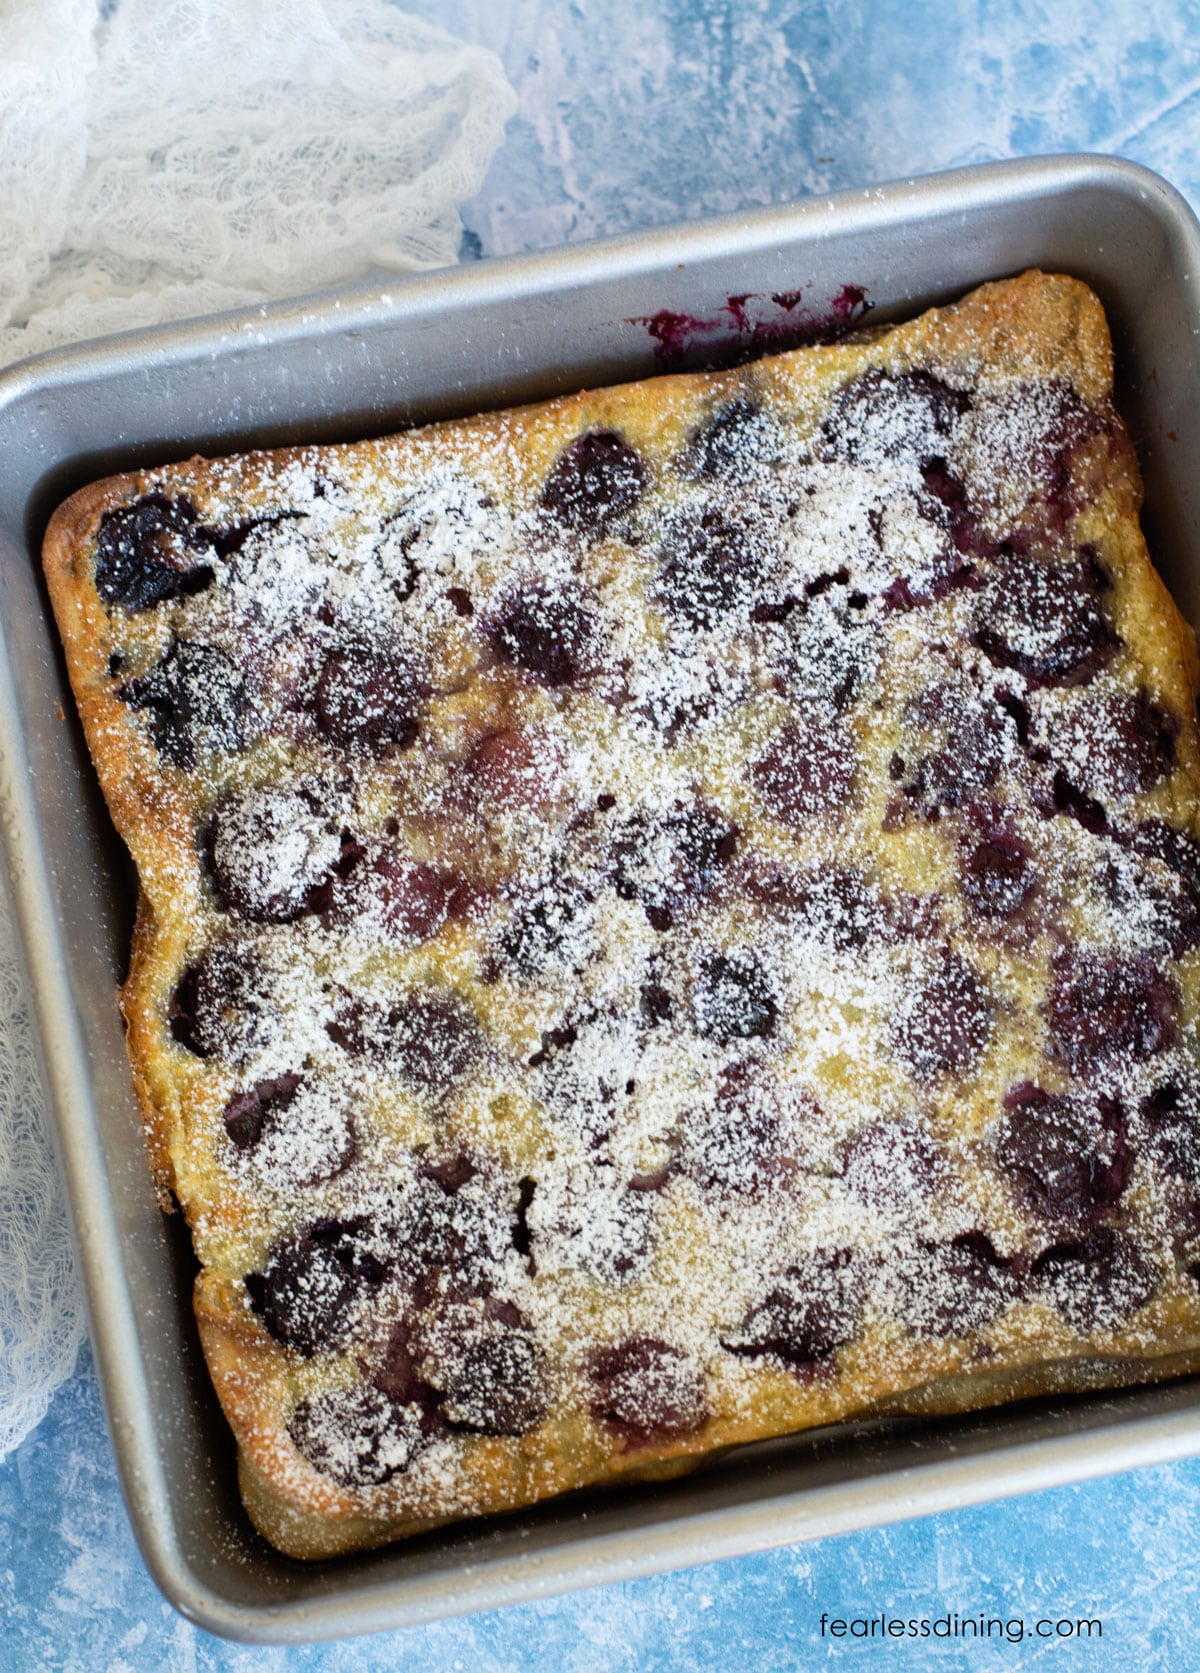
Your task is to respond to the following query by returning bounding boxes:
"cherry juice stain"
[633,284,872,371]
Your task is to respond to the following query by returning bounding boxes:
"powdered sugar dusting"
[82,279,1200,1537]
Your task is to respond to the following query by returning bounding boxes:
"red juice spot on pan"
[630,285,872,370]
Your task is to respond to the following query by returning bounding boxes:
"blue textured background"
[8,2,1200,1666]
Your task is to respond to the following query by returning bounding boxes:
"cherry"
[656,508,769,629]
[892,948,992,1080]
[972,550,1118,686]
[498,875,590,975]
[961,832,1035,920]
[325,850,450,944]
[389,1159,505,1296]
[119,640,245,769]
[93,493,214,611]
[490,587,598,686]
[745,861,881,950]
[611,805,738,926]
[1141,1080,1200,1182]
[681,1061,790,1194]
[394,991,486,1092]
[589,1337,706,1446]
[208,786,340,923]
[752,711,855,824]
[428,1319,550,1435]
[692,952,778,1043]
[222,1071,302,1150]
[315,647,422,749]
[1047,949,1178,1075]
[818,369,969,466]
[244,1217,389,1356]
[839,1118,941,1208]
[995,1084,1129,1223]
[897,1232,1015,1338]
[895,699,1007,816]
[1030,1225,1155,1332]
[539,429,646,535]
[169,935,274,1062]
[464,727,563,808]
[1054,692,1176,802]
[1120,821,1200,955]
[680,398,779,481]
[288,1385,418,1486]
[723,1250,863,1370]
[326,986,484,1094]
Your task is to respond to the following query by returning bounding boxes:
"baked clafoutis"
[43,272,1200,1558]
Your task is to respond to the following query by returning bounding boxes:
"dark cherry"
[982,380,1108,529]
[898,1232,1015,1338]
[681,1060,790,1194]
[588,1338,706,1446]
[315,647,422,749]
[972,550,1118,686]
[538,429,646,535]
[326,851,450,944]
[1034,768,1109,835]
[961,832,1035,920]
[897,700,1007,815]
[744,861,881,950]
[222,1071,302,1150]
[225,1072,354,1188]
[1030,1225,1156,1332]
[818,369,969,465]
[1121,820,1200,955]
[1056,692,1176,803]
[752,711,855,825]
[995,1084,1130,1223]
[639,975,674,1027]
[920,457,983,556]
[207,788,339,923]
[244,1217,389,1356]
[371,1318,441,1419]
[839,1118,941,1208]
[680,398,778,480]
[498,876,589,976]
[1141,1080,1200,1181]
[288,1385,417,1487]
[892,948,992,1080]
[1047,949,1179,1075]
[656,507,768,630]
[513,1177,535,1265]
[692,952,777,1043]
[93,492,214,612]
[765,596,878,712]
[169,935,272,1062]
[489,587,598,686]
[356,990,485,1093]
[588,1189,658,1285]
[119,640,244,769]
[391,1161,502,1294]
[723,1250,863,1371]
[432,1322,550,1435]
[611,805,738,924]
[464,727,562,808]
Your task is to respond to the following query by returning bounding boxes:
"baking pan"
[3,153,1200,1644]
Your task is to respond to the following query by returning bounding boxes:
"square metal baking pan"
[3,153,1200,1645]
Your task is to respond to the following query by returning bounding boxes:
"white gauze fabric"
[0,0,515,1456]
[0,0,517,363]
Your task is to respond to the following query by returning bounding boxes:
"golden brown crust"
[43,270,1200,1559]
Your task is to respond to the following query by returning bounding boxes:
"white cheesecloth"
[0,0,515,1457]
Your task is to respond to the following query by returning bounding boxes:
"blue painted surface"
[7,2,1200,1665]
